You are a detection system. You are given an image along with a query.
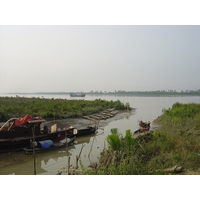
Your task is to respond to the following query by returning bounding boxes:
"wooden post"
[88,119,99,157]
[65,128,69,157]
[67,156,70,175]
[76,144,85,169]
[65,128,70,174]
[32,126,36,175]
[76,155,79,169]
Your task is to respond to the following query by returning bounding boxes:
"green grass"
[85,102,200,175]
[0,96,130,121]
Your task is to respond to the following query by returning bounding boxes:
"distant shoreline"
[1,91,200,97]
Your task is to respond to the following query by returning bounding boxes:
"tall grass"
[86,102,200,175]
[0,97,131,121]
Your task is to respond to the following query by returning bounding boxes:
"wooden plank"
[91,116,101,120]
[82,109,118,120]
[83,116,96,120]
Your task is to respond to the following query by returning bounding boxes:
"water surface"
[0,94,200,175]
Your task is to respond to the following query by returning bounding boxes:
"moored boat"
[0,114,96,153]
[24,136,76,155]
[134,120,151,134]
[0,115,70,153]
[67,126,96,137]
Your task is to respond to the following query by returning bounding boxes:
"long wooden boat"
[67,126,96,137]
[0,115,70,153]
[23,136,76,155]
[0,114,96,153]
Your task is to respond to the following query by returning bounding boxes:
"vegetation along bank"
[84,102,200,175]
[0,96,131,122]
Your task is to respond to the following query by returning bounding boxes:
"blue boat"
[70,93,86,97]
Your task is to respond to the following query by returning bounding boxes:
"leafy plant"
[107,128,121,151]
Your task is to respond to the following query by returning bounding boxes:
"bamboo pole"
[76,155,79,169]
[88,119,99,157]
[76,144,85,169]
[32,125,36,175]
[65,128,69,157]
[88,134,96,157]
[67,156,70,175]
[65,128,70,174]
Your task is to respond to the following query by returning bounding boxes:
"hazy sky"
[1,25,200,93]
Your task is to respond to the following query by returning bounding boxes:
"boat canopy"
[15,114,45,126]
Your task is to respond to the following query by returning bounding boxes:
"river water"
[1,94,200,175]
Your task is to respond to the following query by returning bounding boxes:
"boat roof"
[28,119,46,124]
[15,115,46,126]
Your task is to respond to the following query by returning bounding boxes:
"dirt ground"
[0,110,132,129]
[41,110,132,130]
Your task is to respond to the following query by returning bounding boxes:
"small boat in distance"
[70,93,86,97]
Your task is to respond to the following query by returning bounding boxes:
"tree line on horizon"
[31,89,200,95]
[88,89,200,95]
[6,89,200,96]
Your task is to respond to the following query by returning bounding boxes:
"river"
[1,94,200,175]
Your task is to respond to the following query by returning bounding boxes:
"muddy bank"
[42,110,133,130]
[0,110,134,128]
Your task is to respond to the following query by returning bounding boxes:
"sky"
[0,0,200,93]
[1,25,200,93]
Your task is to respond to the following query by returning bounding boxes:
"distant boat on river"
[70,93,86,97]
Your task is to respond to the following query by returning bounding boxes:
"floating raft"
[83,109,119,121]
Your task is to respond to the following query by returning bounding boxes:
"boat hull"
[0,130,67,153]
[24,136,76,155]
[70,93,85,97]
[67,126,96,137]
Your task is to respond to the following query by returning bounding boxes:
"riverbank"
[85,103,200,175]
[42,110,132,129]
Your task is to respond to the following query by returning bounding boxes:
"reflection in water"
[0,133,105,175]
[0,95,200,175]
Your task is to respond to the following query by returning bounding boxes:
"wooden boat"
[70,93,86,97]
[0,115,70,153]
[23,136,76,155]
[67,126,96,137]
[134,120,151,134]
